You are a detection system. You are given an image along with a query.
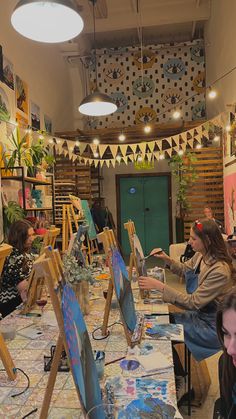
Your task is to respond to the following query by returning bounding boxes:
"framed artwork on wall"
[3,55,14,90]
[16,74,29,117]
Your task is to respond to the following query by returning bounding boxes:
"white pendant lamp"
[78,0,117,117]
[11,0,84,43]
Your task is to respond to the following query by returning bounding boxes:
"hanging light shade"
[78,90,117,117]
[78,0,117,117]
[11,0,84,43]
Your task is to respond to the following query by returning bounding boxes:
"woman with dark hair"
[139,219,235,400]
[215,289,236,418]
[0,220,35,317]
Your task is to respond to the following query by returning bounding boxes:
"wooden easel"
[20,253,46,314]
[62,204,79,252]
[124,220,147,298]
[0,243,12,277]
[42,227,61,250]
[34,258,88,419]
[0,334,17,380]
[44,246,64,281]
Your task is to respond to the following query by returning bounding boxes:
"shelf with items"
[0,166,55,225]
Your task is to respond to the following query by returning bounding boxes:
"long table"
[0,282,182,418]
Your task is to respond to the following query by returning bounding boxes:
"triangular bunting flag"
[195,133,202,144]
[109,144,118,159]
[105,160,110,168]
[147,153,152,162]
[90,144,97,155]
[94,159,99,168]
[181,132,187,142]
[156,140,162,150]
[110,159,116,168]
[100,160,105,168]
[79,143,87,156]
[182,143,187,151]
[147,141,155,152]
[139,142,147,155]
[123,156,128,165]
[119,144,128,157]
[165,136,172,147]
[188,138,194,148]
[166,148,172,157]
[129,143,138,154]
[98,144,108,158]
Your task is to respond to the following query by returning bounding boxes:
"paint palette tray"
[44,345,70,372]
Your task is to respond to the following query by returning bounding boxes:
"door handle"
[145,207,150,212]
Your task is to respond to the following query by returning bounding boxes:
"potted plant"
[63,253,94,314]
[28,138,55,177]
[5,128,32,175]
[3,200,26,238]
[169,151,198,242]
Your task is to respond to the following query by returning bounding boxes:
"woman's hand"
[138,276,165,292]
[150,248,171,263]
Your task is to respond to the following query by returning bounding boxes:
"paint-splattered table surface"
[0,283,181,419]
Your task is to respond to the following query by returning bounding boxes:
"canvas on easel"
[35,258,105,419]
[98,228,143,347]
[20,253,46,314]
[62,204,79,252]
[124,220,149,298]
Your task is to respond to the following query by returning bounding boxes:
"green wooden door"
[119,175,171,256]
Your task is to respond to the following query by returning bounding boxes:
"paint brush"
[141,248,163,261]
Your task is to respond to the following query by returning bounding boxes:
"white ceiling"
[67,0,211,52]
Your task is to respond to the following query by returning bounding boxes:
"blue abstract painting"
[112,248,137,333]
[62,284,105,418]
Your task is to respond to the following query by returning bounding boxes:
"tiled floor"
[164,269,220,419]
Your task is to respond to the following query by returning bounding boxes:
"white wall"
[102,160,177,243]
[205,0,236,119]
[0,1,74,132]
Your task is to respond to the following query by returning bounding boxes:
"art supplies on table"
[145,323,184,342]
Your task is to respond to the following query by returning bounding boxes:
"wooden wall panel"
[184,147,223,240]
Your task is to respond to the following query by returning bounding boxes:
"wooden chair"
[0,243,12,277]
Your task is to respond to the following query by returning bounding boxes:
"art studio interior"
[0,1,236,419]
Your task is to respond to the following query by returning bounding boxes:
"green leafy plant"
[63,254,94,284]
[169,152,198,218]
[3,200,26,238]
[5,128,32,169]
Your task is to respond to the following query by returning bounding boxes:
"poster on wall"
[0,81,16,123]
[224,172,236,235]
[44,114,52,133]
[3,56,14,90]
[0,45,3,82]
[16,74,29,117]
[30,101,40,130]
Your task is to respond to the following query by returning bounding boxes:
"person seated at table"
[203,206,225,233]
[215,288,236,418]
[138,219,235,400]
[0,220,35,318]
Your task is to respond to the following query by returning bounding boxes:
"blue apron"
[172,262,220,361]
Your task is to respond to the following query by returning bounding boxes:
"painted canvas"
[31,101,40,130]
[71,224,89,265]
[0,81,15,123]
[44,114,52,133]
[62,284,105,418]
[145,323,184,341]
[118,397,176,418]
[16,75,28,116]
[112,248,137,333]
[0,46,3,82]
[133,233,147,276]
[81,200,97,240]
[224,172,236,235]
[3,56,14,90]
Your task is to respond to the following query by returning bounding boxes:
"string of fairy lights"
[1,59,236,163]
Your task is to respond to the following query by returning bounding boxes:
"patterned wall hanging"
[88,40,205,129]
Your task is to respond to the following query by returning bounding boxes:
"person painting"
[139,219,235,399]
[0,220,35,317]
[203,206,224,233]
[215,289,236,418]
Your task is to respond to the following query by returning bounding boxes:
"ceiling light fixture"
[118,133,126,142]
[93,138,100,145]
[78,0,117,116]
[173,110,181,119]
[11,0,84,43]
[208,87,217,99]
[144,124,151,134]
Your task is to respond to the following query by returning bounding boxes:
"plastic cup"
[85,403,119,419]
[94,351,105,380]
